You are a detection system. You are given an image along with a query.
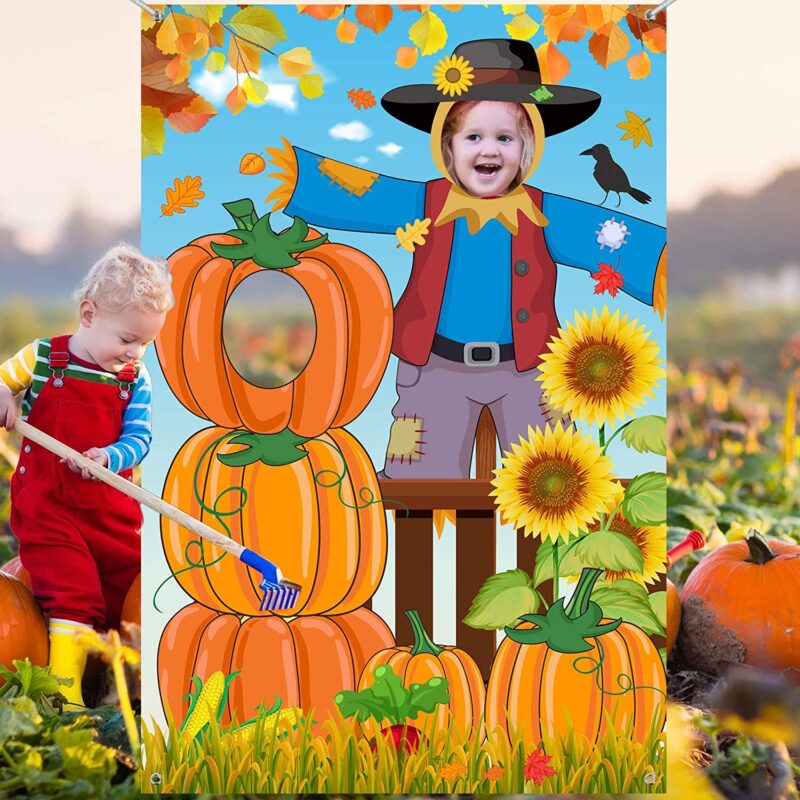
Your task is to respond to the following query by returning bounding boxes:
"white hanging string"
[129,0,163,22]
[645,0,678,21]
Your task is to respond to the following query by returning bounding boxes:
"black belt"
[431,334,515,366]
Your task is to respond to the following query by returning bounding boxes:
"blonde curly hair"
[73,243,173,313]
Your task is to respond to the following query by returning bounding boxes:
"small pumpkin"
[679,532,800,683]
[356,609,486,740]
[155,199,393,437]
[666,578,681,655]
[0,572,49,684]
[157,603,394,730]
[486,568,666,747]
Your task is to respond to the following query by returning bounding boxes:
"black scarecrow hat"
[381,38,601,137]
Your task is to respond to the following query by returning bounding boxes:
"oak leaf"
[409,10,448,55]
[588,21,630,68]
[347,88,377,110]
[297,5,345,20]
[226,85,248,114]
[299,73,325,99]
[395,218,431,252]
[642,27,667,54]
[183,5,225,26]
[337,18,359,44]
[627,50,651,80]
[279,46,314,77]
[591,262,624,297]
[536,41,570,84]
[439,762,467,782]
[228,36,261,74]
[355,5,393,34]
[205,51,225,72]
[141,106,166,158]
[583,4,627,32]
[167,95,217,133]
[396,45,419,69]
[542,6,587,43]
[617,109,653,148]
[243,76,269,105]
[483,765,504,781]
[165,54,191,85]
[506,13,539,41]
[228,6,287,51]
[161,176,205,216]
[240,153,267,175]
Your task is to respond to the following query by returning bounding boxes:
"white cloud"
[354,155,370,164]
[377,142,403,157]
[264,83,297,112]
[191,66,297,112]
[329,121,373,142]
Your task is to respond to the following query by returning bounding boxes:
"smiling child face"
[450,101,525,198]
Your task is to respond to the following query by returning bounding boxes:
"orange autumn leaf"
[643,27,667,53]
[337,18,359,44]
[542,5,587,43]
[396,45,419,69]
[442,4,463,10]
[347,88,377,110]
[627,49,651,80]
[398,5,428,11]
[582,4,627,32]
[626,8,666,42]
[161,176,205,216]
[155,11,201,55]
[226,85,247,114]
[297,5,345,20]
[439,762,467,781]
[536,41,570,84]
[483,765,505,781]
[355,5,393,34]
[588,22,630,68]
[165,54,191,84]
[228,36,261,74]
[240,153,267,175]
[167,95,216,133]
[177,28,211,60]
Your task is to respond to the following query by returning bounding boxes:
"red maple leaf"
[523,749,556,786]
[591,262,624,297]
[347,88,377,110]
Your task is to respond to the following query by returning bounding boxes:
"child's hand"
[61,448,109,480]
[0,385,17,431]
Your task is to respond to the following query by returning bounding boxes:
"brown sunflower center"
[445,67,462,83]
[526,458,584,510]
[572,343,631,396]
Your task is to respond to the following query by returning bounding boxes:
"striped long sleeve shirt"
[0,338,153,473]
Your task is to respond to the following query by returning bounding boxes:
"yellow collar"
[434,184,549,235]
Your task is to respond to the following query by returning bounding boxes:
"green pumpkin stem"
[745,530,776,564]
[406,610,443,657]
[504,567,621,654]
[210,198,328,269]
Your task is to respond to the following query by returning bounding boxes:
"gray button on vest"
[24,445,31,453]
[516,309,530,323]
[514,259,529,276]
[19,465,26,474]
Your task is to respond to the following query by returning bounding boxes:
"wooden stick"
[14,418,246,560]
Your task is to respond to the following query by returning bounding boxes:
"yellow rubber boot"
[48,619,91,710]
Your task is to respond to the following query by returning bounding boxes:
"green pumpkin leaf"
[622,472,666,526]
[667,504,716,531]
[559,530,644,576]
[590,581,663,635]
[0,697,42,744]
[406,677,450,719]
[620,415,667,455]
[463,568,542,630]
[648,590,667,631]
[217,431,311,468]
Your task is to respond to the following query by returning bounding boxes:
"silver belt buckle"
[464,341,500,367]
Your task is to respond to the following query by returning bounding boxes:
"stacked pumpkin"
[154,199,398,728]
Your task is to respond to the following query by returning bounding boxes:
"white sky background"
[0,0,798,251]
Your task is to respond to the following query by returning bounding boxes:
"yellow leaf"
[141,10,157,31]
[299,73,324,99]
[588,22,630,68]
[228,37,261,74]
[183,5,225,26]
[141,106,166,158]
[643,27,667,53]
[616,109,653,148]
[536,41,570,84]
[228,6,287,51]
[155,11,199,55]
[165,55,191,85]
[161,176,205,216]
[177,28,210,61]
[240,153,267,175]
[226,85,248,114]
[542,5,587,43]
[408,10,448,56]
[583,4,627,32]
[337,18,359,44]
[243,76,269,105]
[505,12,539,41]
[278,46,314,78]
[501,4,525,13]
[627,49,651,80]
[167,95,216,133]
[355,5,394,34]
[395,217,431,252]
[205,51,225,72]
[396,45,419,69]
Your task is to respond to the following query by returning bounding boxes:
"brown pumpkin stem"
[405,610,443,657]
[745,530,777,564]
[209,198,328,268]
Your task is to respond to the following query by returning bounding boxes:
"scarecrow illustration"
[267,39,666,478]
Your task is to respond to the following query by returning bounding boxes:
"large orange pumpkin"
[356,609,486,739]
[157,603,394,729]
[0,572,49,684]
[486,568,666,747]
[161,426,386,616]
[155,200,393,437]
[666,578,681,655]
[680,533,800,683]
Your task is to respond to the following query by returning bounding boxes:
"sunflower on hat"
[433,54,475,97]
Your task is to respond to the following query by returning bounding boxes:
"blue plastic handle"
[239,548,279,584]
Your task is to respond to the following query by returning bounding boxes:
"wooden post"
[394,510,434,647]
[475,406,497,480]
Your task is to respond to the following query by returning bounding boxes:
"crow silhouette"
[580,144,651,206]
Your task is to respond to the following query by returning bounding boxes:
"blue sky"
[141,5,666,727]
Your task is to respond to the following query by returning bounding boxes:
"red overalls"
[10,335,142,630]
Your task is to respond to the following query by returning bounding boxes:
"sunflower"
[432,55,474,97]
[593,513,666,585]
[491,421,617,543]
[537,306,665,428]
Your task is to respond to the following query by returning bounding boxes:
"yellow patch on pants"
[386,416,424,464]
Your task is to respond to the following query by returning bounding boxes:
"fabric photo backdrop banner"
[140,4,668,793]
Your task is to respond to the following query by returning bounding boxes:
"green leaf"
[649,590,667,631]
[591,581,663,635]
[406,678,450,719]
[559,530,644,575]
[620,415,666,456]
[217,430,311,467]
[667,504,716,531]
[622,472,666,526]
[205,51,226,72]
[530,86,554,102]
[0,697,42,744]
[462,568,542,630]
[52,725,117,786]
[228,7,287,51]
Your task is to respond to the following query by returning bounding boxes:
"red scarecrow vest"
[392,178,560,373]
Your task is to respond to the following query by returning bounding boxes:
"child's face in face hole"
[449,101,525,198]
